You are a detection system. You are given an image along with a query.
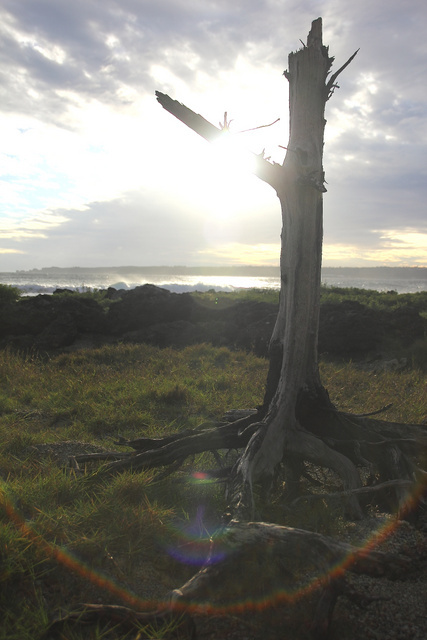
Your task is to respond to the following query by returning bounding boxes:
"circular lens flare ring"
[1,474,425,617]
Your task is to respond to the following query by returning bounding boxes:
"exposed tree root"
[76,408,426,517]
[61,406,425,639]
[82,413,260,476]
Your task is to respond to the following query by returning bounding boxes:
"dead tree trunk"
[226,20,364,520]
[154,19,423,523]
[107,16,427,523]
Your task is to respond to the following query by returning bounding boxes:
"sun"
[185,132,258,219]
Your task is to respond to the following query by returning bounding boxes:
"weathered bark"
[91,414,260,476]
[225,19,366,520]
[155,22,362,521]
[172,521,412,604]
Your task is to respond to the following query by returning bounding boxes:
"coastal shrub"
[0,284,21,304]
[320,285,427,313]
[191,288,280,306]
[192,286,427,314]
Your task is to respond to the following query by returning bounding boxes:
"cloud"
[0,1,426,270]
[198,241,280,265]
[322,228,427,267]
[0,189,214,269]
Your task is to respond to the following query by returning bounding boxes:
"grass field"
[0,294,426,637]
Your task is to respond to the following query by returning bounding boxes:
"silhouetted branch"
[155,91,223,143]
[155,91,282,190]
[325,49,359,99]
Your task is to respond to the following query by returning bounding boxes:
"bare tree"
[151,18,424,523]
[55,18,426,639]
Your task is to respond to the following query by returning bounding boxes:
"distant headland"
[14,265,427,278]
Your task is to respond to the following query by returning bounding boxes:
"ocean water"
[1,267,426,295]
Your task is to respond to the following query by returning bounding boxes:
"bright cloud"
[323,230,427,267]
[0,0,426,270]
[376,229,427,264]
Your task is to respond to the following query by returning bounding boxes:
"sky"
[1,0,426,271]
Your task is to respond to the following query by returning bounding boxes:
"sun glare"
[173,131,258,220]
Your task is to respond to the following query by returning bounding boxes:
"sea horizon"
[1,265,426,295]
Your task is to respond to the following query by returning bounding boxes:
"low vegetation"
[191,284,427,313]
[0,283,21,304]
[0,288,426,639]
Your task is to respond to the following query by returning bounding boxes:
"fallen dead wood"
[173,520,413,599]
[41,522,415,640]
[169,520,413,639]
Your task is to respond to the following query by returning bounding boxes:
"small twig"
[325,402,393,418]
[301,469,323,487]
[219,111,233,131]
[211,449,224,467]
[237,118,280,134]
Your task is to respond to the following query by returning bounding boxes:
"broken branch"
[325,49,359,99]
[155,91,282,189]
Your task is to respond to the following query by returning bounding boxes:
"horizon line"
[8,264,427,273]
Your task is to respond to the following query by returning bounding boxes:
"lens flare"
[165,505,228,567]
[1,472,425,618]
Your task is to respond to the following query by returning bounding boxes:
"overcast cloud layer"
[1,0,426,269]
